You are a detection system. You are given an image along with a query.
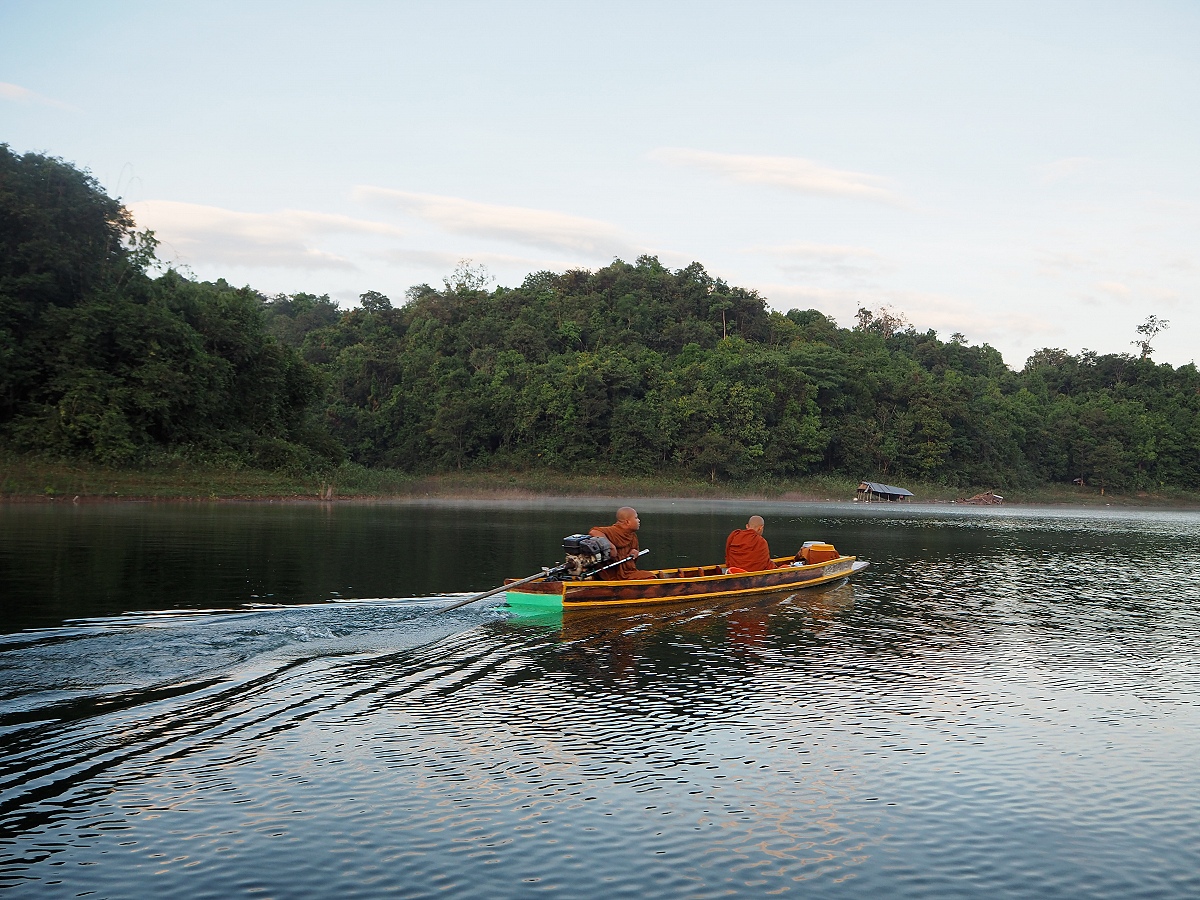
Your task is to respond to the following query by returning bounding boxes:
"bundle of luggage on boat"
[560,533,616,577]
[796,541,840,564]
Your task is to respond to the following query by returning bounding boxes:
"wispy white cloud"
[378,247,598,277]
[129,200,406,271]
[756,282,1055,346]
[746,241,888,278]
[0,81,75,111]
[1076,280,1183,312]
[1036,156,1100,184]
[354,187,636,257]
[757,284,865,312]
[1037,250,1092,276]
[651,148,902,204]
[1096,280,1131,297]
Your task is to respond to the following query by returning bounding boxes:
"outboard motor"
[560,533,614,578]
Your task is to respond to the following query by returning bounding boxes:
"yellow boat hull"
[506,556,869,610]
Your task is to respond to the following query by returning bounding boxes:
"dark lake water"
[1,499,1199,898]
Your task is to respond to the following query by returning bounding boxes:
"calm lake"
[1,499,1198,898]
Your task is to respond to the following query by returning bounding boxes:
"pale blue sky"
[3,0,1198,367]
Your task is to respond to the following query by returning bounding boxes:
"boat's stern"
[505,579,567,610]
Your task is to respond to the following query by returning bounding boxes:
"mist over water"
[2,501,1199,897]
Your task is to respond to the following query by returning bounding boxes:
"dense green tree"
[0,147,339,469]
[262,292,342,347]
[290,259,1197,489]
[5,148,1197,490]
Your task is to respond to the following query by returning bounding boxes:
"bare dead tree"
[1132,315,1170,359]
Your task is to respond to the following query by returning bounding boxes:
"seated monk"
[724,515,780,573]
[589,506,658,580]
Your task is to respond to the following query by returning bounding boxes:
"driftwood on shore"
[959,490,1004,505]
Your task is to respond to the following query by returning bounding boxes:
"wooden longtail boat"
[505,549,869,611]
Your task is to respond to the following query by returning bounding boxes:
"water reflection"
[543,582,858,680]
[1,502,1199,897]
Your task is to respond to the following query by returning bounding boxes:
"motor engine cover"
[560,533,614,578]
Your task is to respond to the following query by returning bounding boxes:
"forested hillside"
[4,146,1198,491]
[0,146,338,470]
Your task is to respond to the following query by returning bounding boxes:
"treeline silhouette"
[3,146,1197,491]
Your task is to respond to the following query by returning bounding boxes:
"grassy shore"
[3,455,1197,507]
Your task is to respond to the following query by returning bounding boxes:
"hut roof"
[859,481,914,497]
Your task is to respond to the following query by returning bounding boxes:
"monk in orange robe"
[724,515,779,572]
[590,506,658,580]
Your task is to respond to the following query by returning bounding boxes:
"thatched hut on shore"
[856,481,914,502]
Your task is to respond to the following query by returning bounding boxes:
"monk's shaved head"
[747,515,764,529]
[615,506,641,532]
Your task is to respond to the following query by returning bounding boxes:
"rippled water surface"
[1,500,1199,897]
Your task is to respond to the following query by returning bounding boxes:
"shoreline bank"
[3,459,1197,510]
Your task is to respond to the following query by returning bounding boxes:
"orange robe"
[589,524,656,580]
[724,529,774,572]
